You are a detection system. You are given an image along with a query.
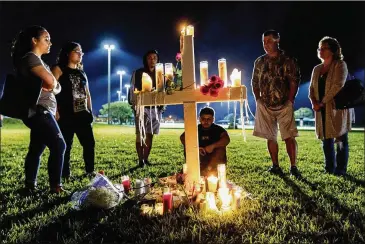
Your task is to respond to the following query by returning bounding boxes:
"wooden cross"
[134,31,247,186]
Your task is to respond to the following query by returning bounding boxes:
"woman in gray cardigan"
[309,36,352,176]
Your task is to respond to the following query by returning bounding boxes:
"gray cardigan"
[308,60,352,140]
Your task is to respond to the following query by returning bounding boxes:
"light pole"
[125,84,130,102]
[117,70,126,100]
[121,95,126,102]
[117,90,121,101]
[104,44,115,124]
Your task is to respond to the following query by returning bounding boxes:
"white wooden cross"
[134,30,247,186]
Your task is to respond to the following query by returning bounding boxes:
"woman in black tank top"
[51,42,96,180]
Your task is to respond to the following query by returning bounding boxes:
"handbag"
[0,73,43,119]
[334,78,365,109]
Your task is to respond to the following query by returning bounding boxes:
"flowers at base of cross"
[199,75,225,97]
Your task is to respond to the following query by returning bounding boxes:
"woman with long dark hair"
[51,42,95,180]
[11,25,67,193]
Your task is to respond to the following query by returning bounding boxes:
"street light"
[125,84,130,102]
[104,44,115,124]
[121,95,126,102]
[117,70,126,100]
[117,90,121,101]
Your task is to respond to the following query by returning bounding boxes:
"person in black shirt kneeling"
[180,106,230,176]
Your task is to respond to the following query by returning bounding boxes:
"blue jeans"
[322,133,349,175]
[23,106,66,187]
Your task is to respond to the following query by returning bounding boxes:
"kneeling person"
[180,107,230,176]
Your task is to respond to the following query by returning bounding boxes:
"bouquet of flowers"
[71,173,124,210]
[200,75,225,97]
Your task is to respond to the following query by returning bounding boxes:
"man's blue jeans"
[24,106,66,187]
[322,133,349,175]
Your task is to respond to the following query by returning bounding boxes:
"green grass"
[0,123,364,244]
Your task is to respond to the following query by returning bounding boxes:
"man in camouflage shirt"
[251,30,301,178]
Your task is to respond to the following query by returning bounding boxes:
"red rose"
[200,85,210,95]
[176,52,182,61]
[213,79,224,89]
[209,75,219,83]
[99,170,104,175]
[209,88,219,97]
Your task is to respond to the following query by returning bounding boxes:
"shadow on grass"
[0,192,70,235]
[22,202,195,244]
[278,173,365,243]
[344,174,365,187]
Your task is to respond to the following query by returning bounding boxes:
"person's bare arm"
[205,131,230,153]
[31,65,58,90]
[51,66,62,80]
[251,59,261,102]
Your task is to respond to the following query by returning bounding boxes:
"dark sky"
[0,1,364,123]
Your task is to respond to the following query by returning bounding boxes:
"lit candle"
[186,25,194,37]
[121,175,131,194]
[232,187,242,210]
[218,187,232,212]
[155,63,164,92]
[164,63,174,83]
[155,203,163,215]
[180,27,185,53]
[230,68,242,87]
[200,61,209,86]
[183,163,188,174]
[207,175,218,193]
[141,72,152,92]
[218,58,228,87]
[217,164,227,188]
[200,176,206,194]
[206,192,218,211]
[194,183,201,194]
[163,191,173,213]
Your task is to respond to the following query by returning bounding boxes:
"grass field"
[0,122,364,244]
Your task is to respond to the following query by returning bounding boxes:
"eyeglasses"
[317,47,330,52]
[72,50,84,56]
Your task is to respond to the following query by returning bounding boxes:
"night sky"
[0,2,364,124]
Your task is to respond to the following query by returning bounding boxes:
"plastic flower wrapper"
[71,173,124,210]
[200,85,210,95]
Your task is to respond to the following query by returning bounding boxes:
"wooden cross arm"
[134,86,247,106]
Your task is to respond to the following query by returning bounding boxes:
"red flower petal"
[200,85,210,95]
[209,88,219,97]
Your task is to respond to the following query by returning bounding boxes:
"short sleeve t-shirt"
[56,66,88,120]
[20,52,57,116]
[198,123,227,147]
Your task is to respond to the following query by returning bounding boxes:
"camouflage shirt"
[251,50,301,108]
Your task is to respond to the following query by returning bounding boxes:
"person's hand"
[204,144,215,154]
[312,102,323,112]
[55,111,60,121]
[199,147,207,156]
